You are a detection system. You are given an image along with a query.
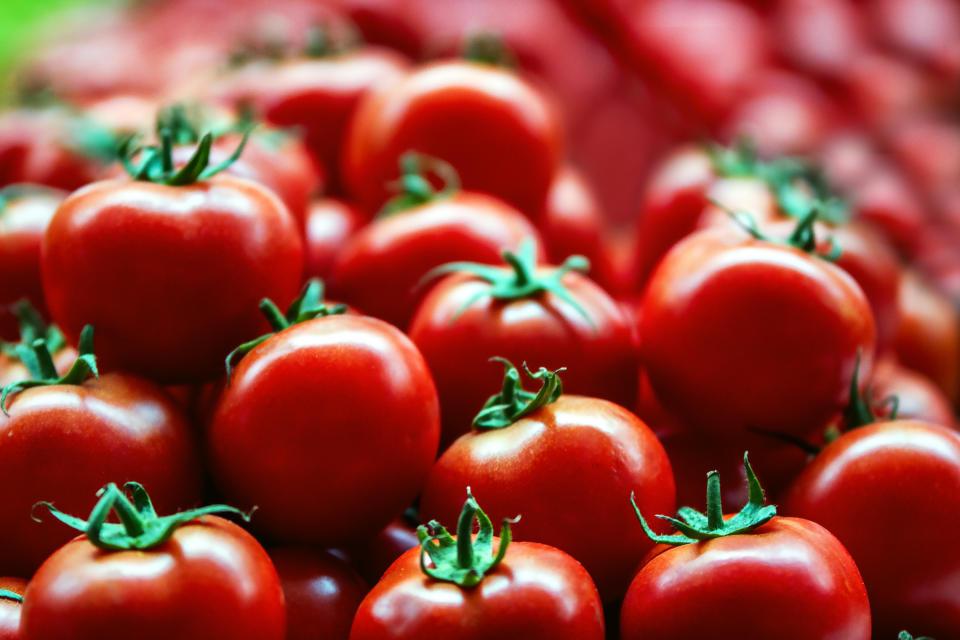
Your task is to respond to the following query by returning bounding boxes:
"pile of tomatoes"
[0,0,958,638]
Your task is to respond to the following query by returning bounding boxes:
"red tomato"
[349,492,605,638]
[303,198,367,280]
[0,338,201,576]
[342,518,419,585]
[842,53,937,131]
[622,517,870,637]
[0,578,24,640]
[269,548,367,640]
[342,60,563,216]
[641,224,876,436]
[0,187,64,341]
[20,485,285,640]
[772,0,868,80]
[330,175,542,328]
[420,363,673,601]
[0,108,113,191]
[42,137,304,384]
[408,247,637,446]
[870,0,960,80]
[621,456,870,638]
[848,164,929,256]
[217,46,410,193]
[208,309,439,546]
[894,270,960,405]
[783,421,960,637]
[870,358,957,429]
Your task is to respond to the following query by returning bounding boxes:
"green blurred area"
[0,0,117,82]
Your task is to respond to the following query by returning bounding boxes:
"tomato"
[869,357,957,429]
[217,42,410,193]
[848,163,929,256]
[842,53,937,131]
[783,420,960,637]
[269,548,367,640]
[341,518,419,585]
[0,108,114,192]
[349,491,605,638]
[0,329,202,577]
[303,198,367,280]
[641,221,876,437]
[408,243,637,446]
[894,270,960,405]
[870,0,960,80]
[207,284,439,546]
[419,362,673,601]
[342,59,563,217]
[20,483,285,640]
[330,155,543,328]
[42,133,303,383]
[0,303,77,388]
[621,455,871,638]
[0,186,65,341]
[772,0,868,81]
[0,579,25,640]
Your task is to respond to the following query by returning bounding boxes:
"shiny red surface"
[349,540,605,639]
[0,578,25,640]
[419,395,674,602]
[303,198,367,280]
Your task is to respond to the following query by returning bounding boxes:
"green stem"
[705,471,723,531]
[0,590,22,604]
[473,358,565,430]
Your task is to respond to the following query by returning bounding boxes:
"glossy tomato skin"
[349,540,605,639]
[0,578,25,640]
[620,517,871,639]
[207,314,439,546]
[419,396,674,602]
[42,177,304,384]
[303,198,367,280]
[329,192,542,329]
[640,226,876,436]
[0,188,65,341]
[218,48,410,193]
[343,60,563,217]
[783,421,960,637]
[20,517,285,640]
[269,548,367,640]
[0,374,202,577]
[871,358,957,429]
[409,271,637,446]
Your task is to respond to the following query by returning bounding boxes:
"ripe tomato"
[783,420,960,637]
[349,491,605,638]
[342,59,563,216]
[621,455,871,638]
[894,270,960,405]
[0,330,202,576]
[642,217,876,436]
[20,483,285,640]
[42,133,303,383]
[341,518,419,584]
[217,42,410,193]
[0,186,65,341]
[419,362,673,601]
[303,198,367,280]
[330,155,542,328]
[870,358,957,429]
[207,285,439,546]
[0,579,24,640]
[408,243,637,446]
[269,548,367,640]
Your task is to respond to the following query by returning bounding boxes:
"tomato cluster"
[0,0,958,637]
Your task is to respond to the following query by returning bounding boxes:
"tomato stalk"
[225,278,346,380]
[417,488,517,587]
[379,152,461,215]
[0,324,97,415]
[473,358,564,430]
[0,299,65,360]
[631,452,777,545]
[462,32,516,68]
[32,482,253,551]
[718,199,842,261]
[898,632,934,640]
[0,590,21,604]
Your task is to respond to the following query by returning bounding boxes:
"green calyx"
[420,238,595,327]
[704,140,850,226]
[304,23,361,58]
[841,350,898,433]
[379,152,461,216]
[473,358,564,430]
[899,632,935,640]
[119,107,252,186]
[225,279,346,382]
[632,452,776,546]
[718,199,842,262]
[0,324,97,416]
[417,488,517,587]
[0,299,65,360]
[461,32,516,68]
[33,482,253,551]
